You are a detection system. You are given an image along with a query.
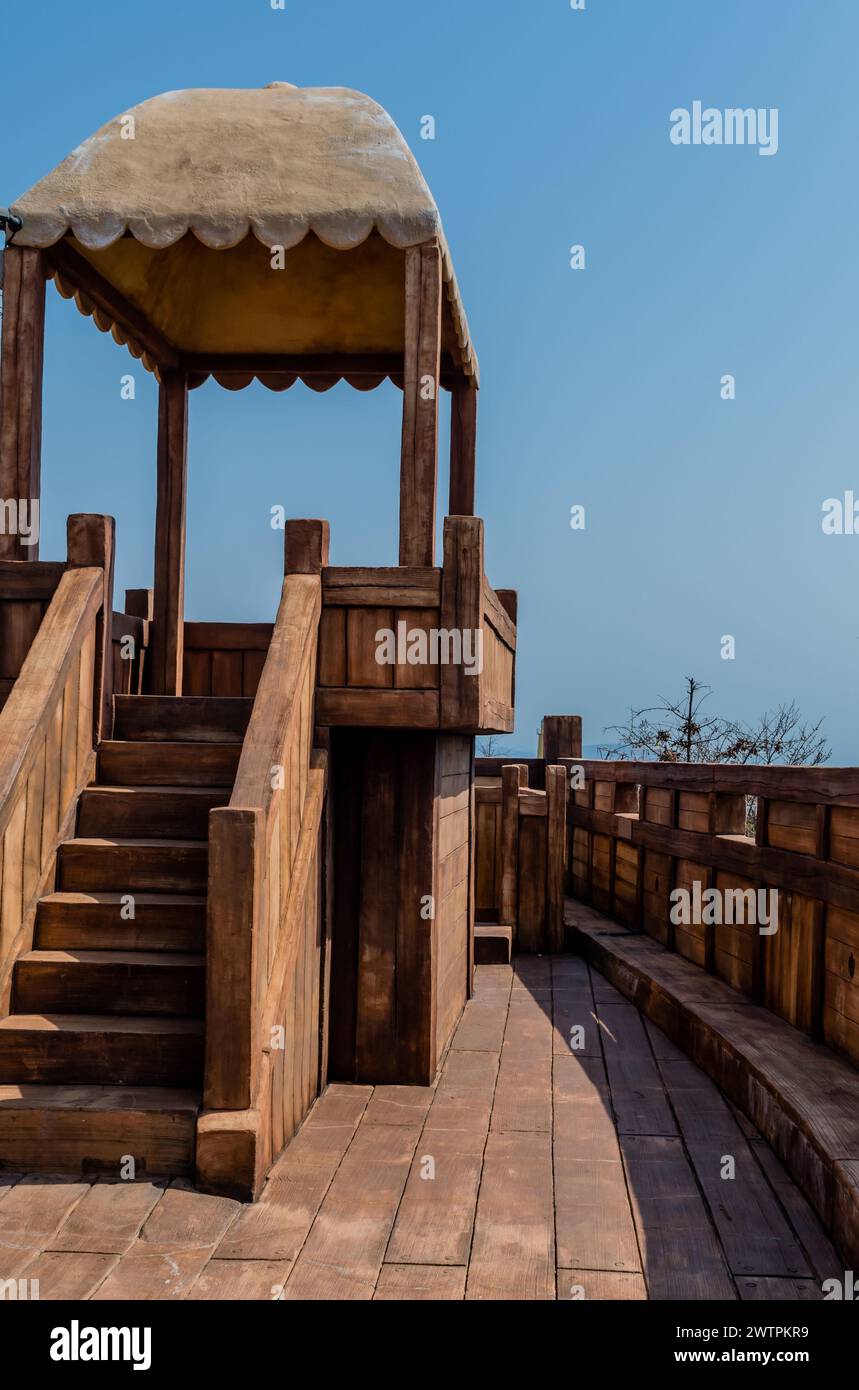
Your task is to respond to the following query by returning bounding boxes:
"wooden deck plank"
[386,1126,485,1267]
[215,1122,358,1261]
[558,1268,647,1300]
[187,1259,291,1300]
[466,1130,555,1300]
[16,1249,117,1299]
[50,1179,165,1254]
[283,1124,421,1300]
[375,1263,467,1300]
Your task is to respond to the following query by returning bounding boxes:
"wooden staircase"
[0,695,250,1179]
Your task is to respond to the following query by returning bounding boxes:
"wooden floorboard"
[1,957,843,1299]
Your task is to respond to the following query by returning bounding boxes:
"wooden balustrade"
[197,531,330,1200]
[111,590,152,697]
[566,758,859,1066]
[474,759,567,952]
[0,514,114,1012]
[314,515,515,732]
[183,621,273,698]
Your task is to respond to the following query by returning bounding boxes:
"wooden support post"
[500,763,526,930]
[440,514,484,730]
[0,247,46,560]
[151,369,189,695]
[399,241,442,566]
[285,519,330,576]
[546,765,568,952]
[449,378,477,516]
[66,513,115,742]
[542,715,583,764]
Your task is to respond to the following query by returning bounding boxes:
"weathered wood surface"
[569,900,859,1274]
[399,242,442,568]
[316,541,515,733]
[198,551,327,1199]
[0,958,835,1299]
[475,762,568,952]
[0,248,46,561]
[566,755,859,1064]
[150,371,189,697]
[0,558,104,1013]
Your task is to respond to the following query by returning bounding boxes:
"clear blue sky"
[3,0,858,759]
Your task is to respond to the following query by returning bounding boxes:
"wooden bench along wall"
[196,525,330,1200]
[474,760,567,953]
[565,758,859,1068]
[0,514,114,1015]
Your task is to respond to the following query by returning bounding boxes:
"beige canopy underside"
[11,83,477,381]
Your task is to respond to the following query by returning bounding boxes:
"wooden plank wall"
[435,735,472,1058]
[0,563,65,712]
[566,759,859,1068]
[182,622,272,698]
[315,556,516,733]
[473,760,568,953]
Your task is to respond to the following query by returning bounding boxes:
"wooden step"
[0,1015,204,1086]
[475,924,513,965]
[13,951,205,1018]
[35,892,206,953]
[113,695,252,744]
[0,1084,199,1177]
[77,786,229,840]
[59,839,208,894]
[99,740,241,787]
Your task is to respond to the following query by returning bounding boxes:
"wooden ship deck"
[0,82,857,1301]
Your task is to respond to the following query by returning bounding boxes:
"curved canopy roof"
[11,83,477,385]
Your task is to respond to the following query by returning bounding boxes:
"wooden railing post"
[449,378,477,516]
[151,369,189,696]
[0,248,46,561]
[440,514,483,729]
[500,763,526,930]
[285,519,330,576]
[542,715,583,764]
[204,806,263,1111]
[546,764,568,951]
[399,241,442,566]
[66,513,115,742]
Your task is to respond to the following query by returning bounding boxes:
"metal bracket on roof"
[0,207,23,243]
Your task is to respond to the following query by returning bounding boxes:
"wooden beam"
[542,715,583,763]
[66,514,115,742]
[45,239,180,370]
[285,519,330,576]
[151,370,189,696]
[440,515,483,730]
[0,248,46,560]
[500,763,527,930]
[399,243,443,567]
[449,378,477,515]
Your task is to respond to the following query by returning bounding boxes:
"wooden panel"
[318,608,346,687]
[713,871,757,995]
[518,815,547,954]
[346,608,393,689]
[642,850,672,946]
[678,791,711,834]
[761,891,822,1034]
[767,800,818,856]
[830,807,859,870]
[674,859,708,968]
[591,833,612,914]
[825,905,859,1065]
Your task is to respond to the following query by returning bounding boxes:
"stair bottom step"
[0,1084,199,1178]
[475,924,513,965]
